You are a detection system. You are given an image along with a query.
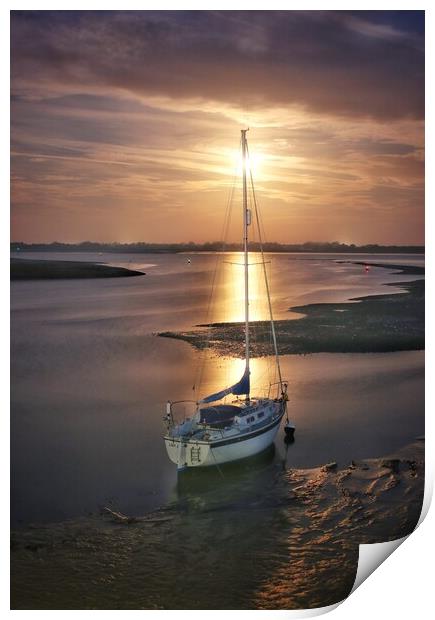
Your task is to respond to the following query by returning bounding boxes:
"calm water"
[11,252,424,525]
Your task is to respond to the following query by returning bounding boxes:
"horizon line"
[10,241,425,248]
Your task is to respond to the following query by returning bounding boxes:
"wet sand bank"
[11,258,145,280]
[159,262,424,356]
[10,440,424,609]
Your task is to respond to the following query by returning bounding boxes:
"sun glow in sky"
[10,11,424,245]
[227,141,268,179]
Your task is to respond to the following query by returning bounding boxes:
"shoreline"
[159,262,425,356]
[336,260,424,276]
[11,243,425,254]
[10,258,145,280]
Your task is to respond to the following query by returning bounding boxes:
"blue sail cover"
[200,367,250,404]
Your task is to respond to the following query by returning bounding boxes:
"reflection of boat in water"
[176,444,276,497]
[163,130,295,470]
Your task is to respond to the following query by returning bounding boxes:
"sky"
[10,10,425,245]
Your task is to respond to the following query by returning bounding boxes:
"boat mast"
[246,142,284,399]
[241,129,250,398]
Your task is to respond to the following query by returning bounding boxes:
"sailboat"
[163,130,295,470]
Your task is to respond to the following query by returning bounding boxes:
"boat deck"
[168,397,283,444]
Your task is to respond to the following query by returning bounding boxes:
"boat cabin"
[199,404,240,428]
[199,399,274,430]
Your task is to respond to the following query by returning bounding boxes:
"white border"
[4,2,432,618]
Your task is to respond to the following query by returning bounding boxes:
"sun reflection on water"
[199,356,280,402]
[216,252,270,324]
[197,252,280,400]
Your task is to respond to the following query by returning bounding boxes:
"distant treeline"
[11,241,425,254]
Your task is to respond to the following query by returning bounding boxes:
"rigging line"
[195,199,232,393]
[249,171,268,247]
[194,137,241,397]
[195,188,232,394]
[246,142,283,392]
[210,446,225,479]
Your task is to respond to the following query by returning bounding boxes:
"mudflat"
[159,263,424,356]
[11,258,145,280]
[10,440,424,609]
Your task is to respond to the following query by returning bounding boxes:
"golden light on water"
[201,356,279,400]
[198,251,280,398]
[216,253,270,323]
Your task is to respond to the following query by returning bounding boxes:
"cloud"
[10,11,425,244]
[11,10,424,120]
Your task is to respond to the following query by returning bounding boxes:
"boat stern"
[164,436,211,469]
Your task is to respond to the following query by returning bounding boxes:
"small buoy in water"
[284,421,295,440]
[364,264,370,273]
[187,258,191,264]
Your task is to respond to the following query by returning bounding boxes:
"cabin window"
[258,412,264,418]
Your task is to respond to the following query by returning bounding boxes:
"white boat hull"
[164,412,284,470]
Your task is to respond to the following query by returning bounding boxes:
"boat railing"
[268,380,289,399]
[163,399,198,430]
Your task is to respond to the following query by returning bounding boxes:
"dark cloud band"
[11,10,424,120]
